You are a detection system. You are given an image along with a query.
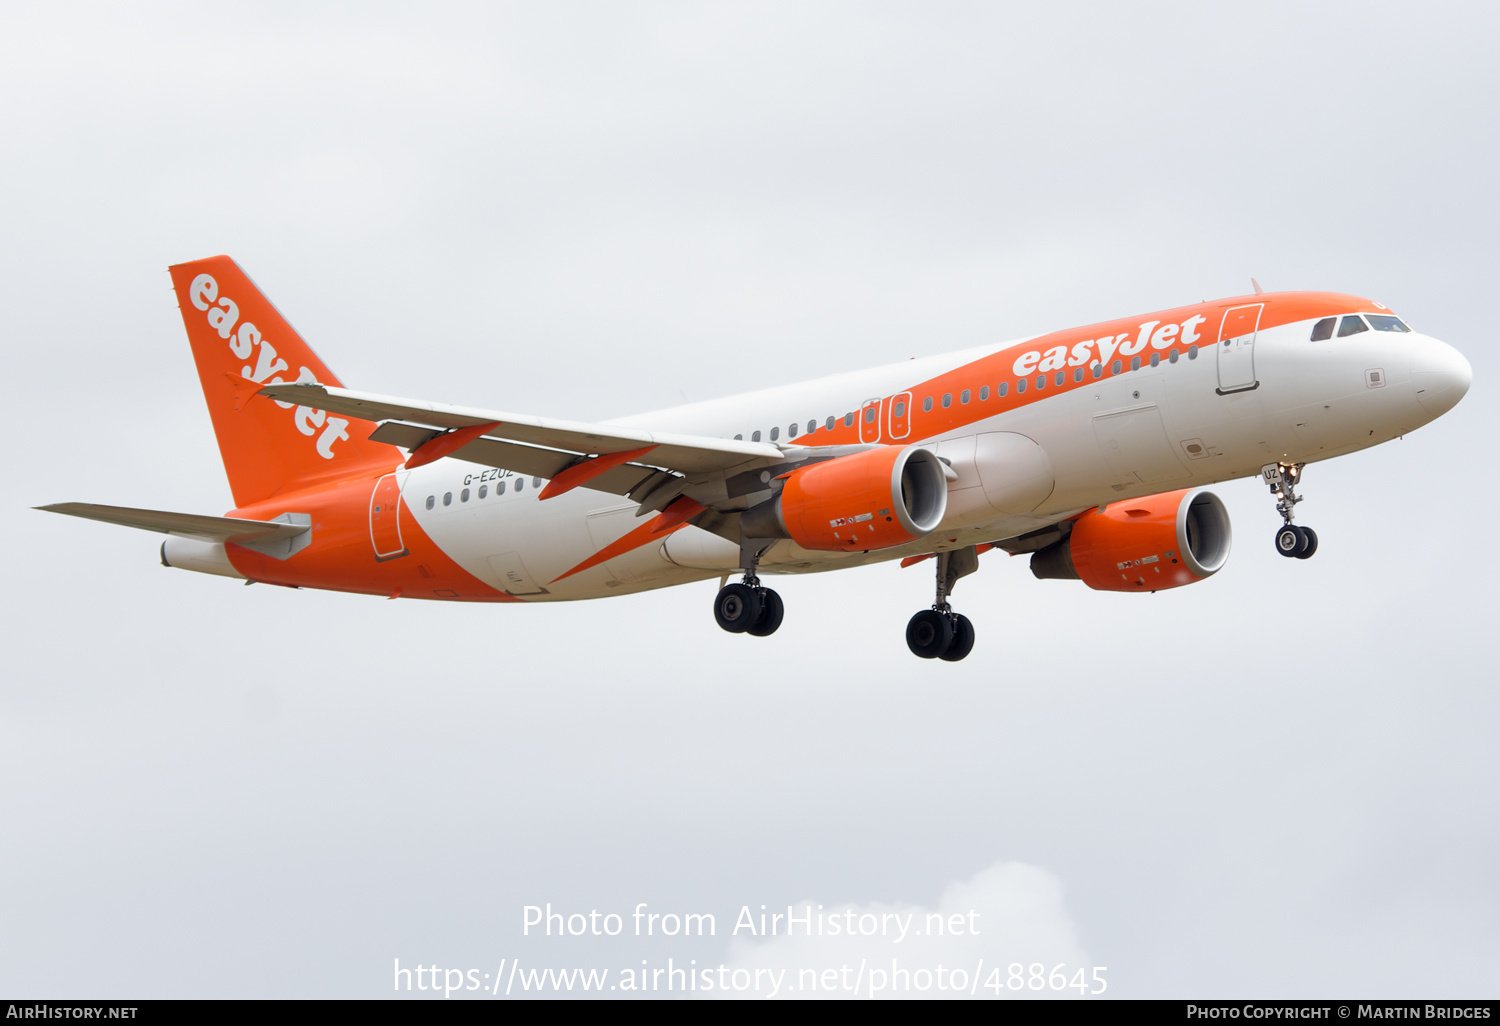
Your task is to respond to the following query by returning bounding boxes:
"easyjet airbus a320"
[41,256,1471,660]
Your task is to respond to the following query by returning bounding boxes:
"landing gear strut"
[713,540,784,636]
[906,546,979,661]
[1263,462,1318,559]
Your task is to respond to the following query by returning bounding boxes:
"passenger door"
[369,471,409,561]
[1216,303,1262,394]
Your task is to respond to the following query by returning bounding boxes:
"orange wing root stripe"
[538,446,658,500]
[405,422,501,470]
[550,511,691,583]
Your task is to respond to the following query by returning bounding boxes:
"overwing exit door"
[860,397,883,443]
[1216,303,1262,394]
[888,392,911,439]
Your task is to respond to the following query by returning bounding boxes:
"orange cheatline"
[538,446,659,501]
[404,422,500,470]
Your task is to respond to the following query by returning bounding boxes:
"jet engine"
[740,445,948,552]
[1030,487,1231,592]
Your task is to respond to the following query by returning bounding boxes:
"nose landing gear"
[906,546,979,661]
[1263,462,1318,559]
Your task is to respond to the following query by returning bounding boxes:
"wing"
[257,383,781,471]
[256,382,793,509]
[37,503,310,545]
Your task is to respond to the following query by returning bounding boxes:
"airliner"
[39,256,1471,661]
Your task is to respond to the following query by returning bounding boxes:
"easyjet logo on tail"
[1012,315,1208,376]
[188,273,349,459]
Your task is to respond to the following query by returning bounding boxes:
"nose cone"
[1413,337,1472,418]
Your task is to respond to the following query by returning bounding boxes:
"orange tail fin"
[168,256,403,507]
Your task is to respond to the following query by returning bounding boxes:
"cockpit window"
[1366,314,1411,333]
[1337,315,1369,337]
[1310,317,1335,341]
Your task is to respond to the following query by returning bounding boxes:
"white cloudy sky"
[2,0,1496,999]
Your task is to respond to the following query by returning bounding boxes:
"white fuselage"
[397,309,1467,601]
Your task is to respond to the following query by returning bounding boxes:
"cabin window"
[770,426,780,441]
[496,480,507,495]
[1016,379,1027,393]
[1092,363,1103,379]
[426,495,435,510]
[960,389,970,404]
[443,492,452,506]
[997,382,1008,396]
[1131,356,1141,371]
[844,413,855,427]
[863,407,876,424]
[1187,345,1199,360]
[1055,370,1065,385]
[923,397,933,412]
[752,430,761,442]
[788,422,798,438]
[826,416,836,431]
[979,386,989,400]
[461,488,470,502]
[942,393,952,408]
[1112,359,1123,374]
[1035,375,1046,390]
[479,484,488,498]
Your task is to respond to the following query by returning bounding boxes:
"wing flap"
[37,503,311,544]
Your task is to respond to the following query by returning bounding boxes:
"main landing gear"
[906,546,979,661]
[1263,462,1318,560]
[713,540,784,637]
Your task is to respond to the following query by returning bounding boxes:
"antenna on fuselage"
[1251,277,1265,295]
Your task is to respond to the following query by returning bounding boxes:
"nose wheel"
[906,546,980,661]
[1274,524,1318,559]
[1263,462,1318,560]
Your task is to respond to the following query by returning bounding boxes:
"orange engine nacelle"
[740,445,948,552]
[1030,487,1232,592]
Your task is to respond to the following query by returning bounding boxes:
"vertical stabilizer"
[168,256,403,507]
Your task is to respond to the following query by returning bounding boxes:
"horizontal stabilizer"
[37,503,310,545]
[257,383,784,475]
